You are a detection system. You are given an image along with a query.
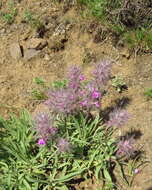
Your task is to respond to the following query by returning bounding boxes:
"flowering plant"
[0,61,141,190]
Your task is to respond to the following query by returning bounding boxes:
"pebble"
[24,49,40,61]
[9,42,22,60]
[25,38,47,50]
[44,54,50,61]
[0,28,6,35]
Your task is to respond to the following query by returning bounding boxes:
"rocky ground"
[0,1,152,189]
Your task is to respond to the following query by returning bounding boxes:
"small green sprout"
[2,1,17,24]
[32,77,47,100]
[33,77,45,86]
[24,10,33,23]
[23,10,44,30]
[112,76,126,92]
[52,79,68,89]
[3,13,14,24]
[31,89,47,100]
[144,88,152,99]
[2,8,17,24]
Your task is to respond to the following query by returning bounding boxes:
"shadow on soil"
[121,129,142,140]
[114,97,131,108]
[100,96,131,122]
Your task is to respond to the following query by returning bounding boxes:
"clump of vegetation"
[23,9,33,23]
[1,1,17,24]
[31,77,48,100]
[23,9,45,36]
[0,1,2,9]
[52,79,68,89]
[144,88,152,99]
[123,29,152,51]
[77,0,152,51]
[77,0,152,29]
[31,78,68,100]
[23,9,42,28]
[0,61,142,189]
[112,76,126,93]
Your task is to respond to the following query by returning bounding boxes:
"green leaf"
[53,169,86,183]
[88,149,99,168]
[103,168,112,182]
[56,185,69,190]
[33,77,45,86]
[95,164,103,180]
[115,161,129,185]
[23,179,31,190]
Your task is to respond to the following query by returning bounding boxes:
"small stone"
[44,54,50,61]
[0,28,6,34]
[25,38,47,50]
[24,49,40,61]
[134,168,140,174]
[9,43,22,60]
[10,24,18,31]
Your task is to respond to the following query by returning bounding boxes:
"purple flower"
[44,89,80,114]
[33,112,57,140]
[57,138,71,153]
[87,82,97,92]
[92,90,101,99]
[67,65,82,91]
[117,137,135,156]
[80,100,88,106]
[93,101,100,108]
[134,168,140,174]
[38,138,46,146]
[79,75,85,81]
[107,109,130,127]
[44,64,104,114]
[93,60,112,88]
[79,82,101,109]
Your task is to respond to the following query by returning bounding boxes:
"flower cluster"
[80,82,101,109]
[117,137,135,157]
[107,108,130,128]
[57,138,71,153]
[34,112,71,152]
[33,60,137,162]
[67,65,84,91]
[93,60,112,89]
[106,109,134,157]
[38,138,46,146]
[44,88,80,114]
[33,112,57,141]
[44,62,111,114]
[34,62,111,149]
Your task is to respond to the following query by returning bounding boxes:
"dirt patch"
[0,1,152,189]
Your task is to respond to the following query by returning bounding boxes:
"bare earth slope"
[0,1,152,189]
